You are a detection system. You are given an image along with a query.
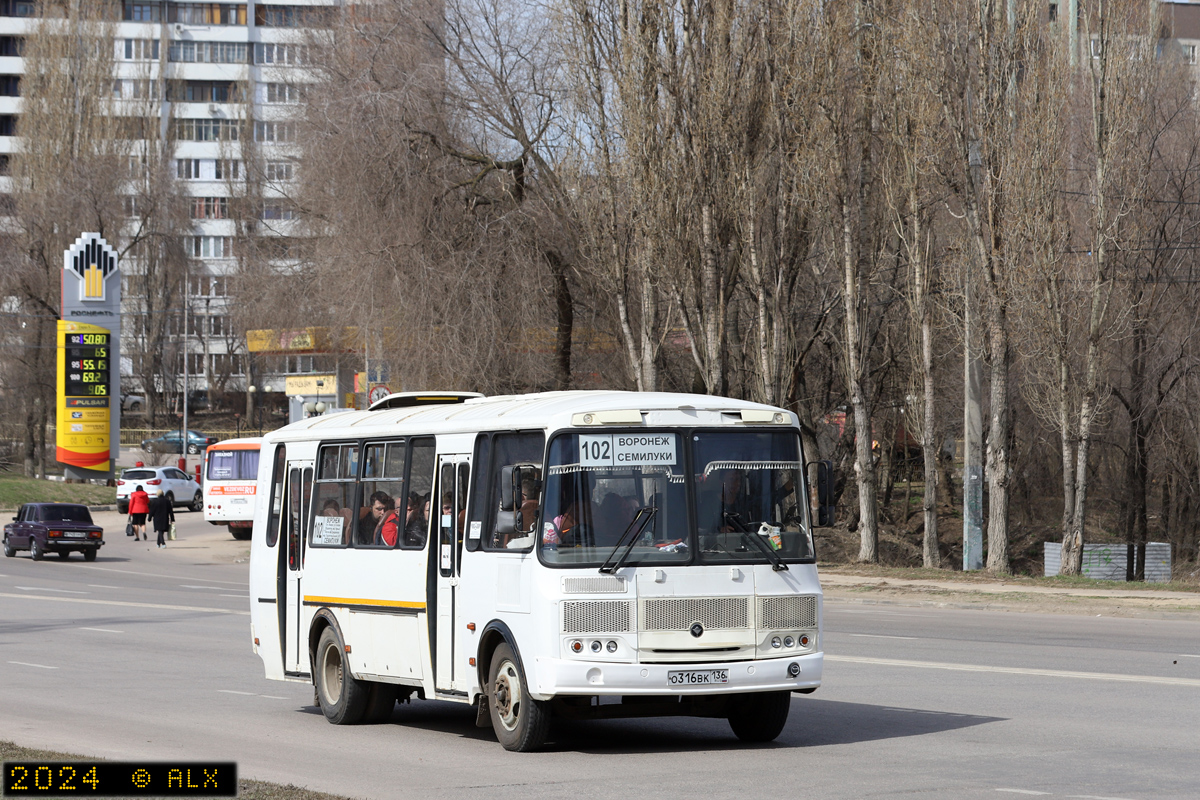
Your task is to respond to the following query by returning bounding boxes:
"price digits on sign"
[63,331,111,398]
[3,762,236,797]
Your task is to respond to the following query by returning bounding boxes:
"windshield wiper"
[598,507,659,575]
[722,513,789,571]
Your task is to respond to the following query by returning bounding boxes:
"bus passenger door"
[434,454,470,693]
[283,462,314,675]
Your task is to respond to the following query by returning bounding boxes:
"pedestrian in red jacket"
[129,486,151,541]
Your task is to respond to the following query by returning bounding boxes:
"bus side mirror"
[810,460,836,527]
[499,466,516,512]
[495,465,519,537]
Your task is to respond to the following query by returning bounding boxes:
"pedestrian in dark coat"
[150,493,175,549]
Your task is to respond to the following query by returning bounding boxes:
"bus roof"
[260,390,795,445]
[207,437,263,451]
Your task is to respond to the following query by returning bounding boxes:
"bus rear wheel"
[315,626,368,725]
[488,642,549,752]
[727,691,791,743]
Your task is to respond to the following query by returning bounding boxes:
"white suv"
[116,467,203,514]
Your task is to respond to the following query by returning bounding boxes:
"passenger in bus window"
[545,501,577,545]
[377,498,400,546]
[359,491,391,544]
[403,491,427,547]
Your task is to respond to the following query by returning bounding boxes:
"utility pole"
[964,141,984,571]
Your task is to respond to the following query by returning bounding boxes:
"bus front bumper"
[530,651,822,700]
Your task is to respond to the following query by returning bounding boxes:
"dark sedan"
[141,429,218,454]
[3,503,104,561]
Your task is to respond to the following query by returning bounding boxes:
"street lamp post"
[248,385,256,434]
[303,380,328,417]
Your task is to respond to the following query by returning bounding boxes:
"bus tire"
[360,682,398,724]
[315,626,368,725]
[231,529,252,541]
[488,642,549,752]
[727,691,791,743]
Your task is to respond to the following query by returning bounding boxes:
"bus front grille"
[758,595,818,629]
[562,576,627,594]
[562,600,634,633]
[640,597,750,631]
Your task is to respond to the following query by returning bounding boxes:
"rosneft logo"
[70,236,116,302]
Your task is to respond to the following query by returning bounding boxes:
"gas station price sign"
[63,331,110,397]
[55,320,113,472]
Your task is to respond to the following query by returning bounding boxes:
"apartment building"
[0,0,339,408]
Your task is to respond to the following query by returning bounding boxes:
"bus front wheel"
[488,642,549,752]
[315,626,368,725]
[727,691,791,743]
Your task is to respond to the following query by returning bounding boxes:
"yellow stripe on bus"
[304,596,426,611]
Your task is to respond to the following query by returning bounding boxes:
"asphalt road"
[2,511,1198,799]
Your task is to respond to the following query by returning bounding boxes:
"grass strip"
[0,475,117,510]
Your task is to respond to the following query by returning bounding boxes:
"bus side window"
[465,434,491,552]
[267,445,286,548]
[485,432,545,551]
[404,438,435,548]
[313,444,357,547]
[358,441,405,547]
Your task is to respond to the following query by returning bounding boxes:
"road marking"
[180,585,225,590]
[0,592,249,616]
[847,633,919,640]
[220,594,248,599]
[1067,795,1140,800]
[8,661,57,670]
[1176,654,1200,658]
[996,791,1050,796]
[80,565,247,586]
[15,585,88,594]
[218,690,257,696]
[260,695,288,700]
[80,627,123,633]
[828,655,1200,687]
[87,584,121,589]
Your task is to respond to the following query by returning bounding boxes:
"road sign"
[369,385,391,404]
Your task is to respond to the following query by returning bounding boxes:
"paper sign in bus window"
[312,515,344,545]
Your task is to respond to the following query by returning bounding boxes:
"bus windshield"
[691,430,812,563]
[540,429,813,567]
[207,448,261,481]
[542,433,690,566]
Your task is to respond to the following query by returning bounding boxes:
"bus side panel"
[459,548,546,701]
[302,547,428,683]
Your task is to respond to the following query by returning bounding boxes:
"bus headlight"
[771,636,782,649]
[606,640,618,653]
[783,636,795,648]
[590,640,602,653]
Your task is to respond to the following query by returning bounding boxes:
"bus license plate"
[667,669,728,686]
[64,531,85,538]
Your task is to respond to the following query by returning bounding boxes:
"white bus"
[203,437,262,540]
[248,391,827,751]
